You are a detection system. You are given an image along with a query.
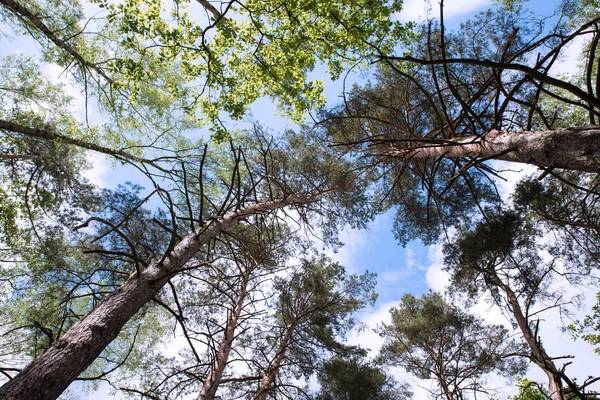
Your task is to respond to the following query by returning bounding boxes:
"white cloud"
[427,242,443,264]
[550,34,587,79]
[470,298,508,326]
[425,262,450,293]
[325,227,367,273]
[347,301,396,356]
[396,0,491,23]
[489,160,538,201]
[425,243,451,292]
[82,153,110,188]
[406,247,416,269]
[379,246,422,284]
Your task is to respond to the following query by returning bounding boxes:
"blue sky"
[3,0,599,398]
[76,0,600,398]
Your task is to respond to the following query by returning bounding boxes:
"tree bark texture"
[380,126,600,173]
[0,197,312,400]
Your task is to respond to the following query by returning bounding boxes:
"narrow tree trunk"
[380,126,600,173]
[253,324,296,400]
[493,277,565,400]
[197,265,254,400]
[0,197,312,400]
[435,354,455,400]
[0,120,156,168]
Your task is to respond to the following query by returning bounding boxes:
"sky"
[2,0,599,398]
[77,0,600,398]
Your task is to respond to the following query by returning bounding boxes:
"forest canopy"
[0,0,599,399]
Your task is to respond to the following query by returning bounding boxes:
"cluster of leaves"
[315,353,411,400]
[92,0,412,139]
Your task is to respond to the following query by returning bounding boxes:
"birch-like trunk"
[0,197,312,400]
[197,266,253,400]
[381,126,600,173]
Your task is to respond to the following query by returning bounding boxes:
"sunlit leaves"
[94,0,411,139]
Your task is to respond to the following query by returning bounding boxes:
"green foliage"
[509,378,550,400]
[444,210,544,302]
[570,291,600,355]
[512,173,600,354]
[230,256,379,397]
[2,0,600,398]
[513,173,600,272]
[0,183,172,385]
[274,255,377,348]
[378,292,526,398]
[89,0,412,139]
[315,353,412,400]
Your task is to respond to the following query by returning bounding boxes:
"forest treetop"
[1,0,600,399]
[1,0,412,143]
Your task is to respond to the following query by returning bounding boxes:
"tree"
[238,256,377,400]
[2,0,600,399]
[316,9,600,395]
[324,1,600,169]
[1,0,411,140]
[112,212,300,399]
[194,237,275,400]
[142,255,378,400]
[93,0,411,139]
[0,127,375,399]
[378,292,525,400]
[445,209,599,400]
[512,172,600,274]
[511,172,600,397]
[315,353,412,400]
[0,0,411,396]
[319,1,600,245]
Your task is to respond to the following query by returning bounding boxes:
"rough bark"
[197,265,254,400]
[379,126,600,173]
[0,196,315,400]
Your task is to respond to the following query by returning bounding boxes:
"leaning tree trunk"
[0,197,312,400]
[253,324,296,400]
[197,264,254,400]
[380,126,600,173]
[492,276,565,400]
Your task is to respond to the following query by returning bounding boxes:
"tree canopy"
[1,0,600,399]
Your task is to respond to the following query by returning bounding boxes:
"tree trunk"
[493,276,565,400]
[252,324,296,400]
[380,126,600,173]
[0,197,313,400]
[197,265,254,400]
